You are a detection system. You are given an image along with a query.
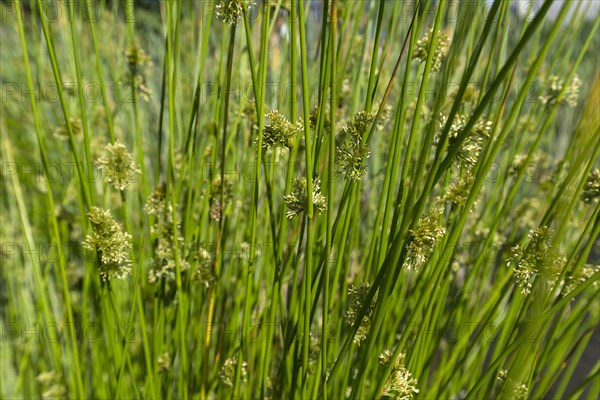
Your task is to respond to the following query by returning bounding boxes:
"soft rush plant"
[2,0,599,399]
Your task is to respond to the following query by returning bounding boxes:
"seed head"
[267,0,291,11]
[379,350,419,399]
[36,371,60,386]
[539,74,581,108]
[339,111,374,141]
[261,110,302,151]
[283,177,327,219]
[96,141,141,191]
[219,358,247,388]
[412,28,451,72]
[336,111,374,181]
[157,352,171,373]
[497,369,508,383]
[208,175,234,222]
[336,141,370,182]
[210,175,234,203]
[83,207,132,281]
[435,114,492,170]
[36,370,66,400]
[405,207,446,270]
[124,46,153,101]
[144,184,167,215]
[507,226,563,294]
[512,383,529,400]
[345,283,378,345]
[337,78,353,111]
[125,46,152,73]
[209,202,223,222]
[442,174,474,206]
[508,154,535,177]
[216,0,252,25]
[496,369,529,400]
[53,117,82,141]
[566,264,600,292]
[145,186,190,284]
[581,169,600,204]
[193,247,215,288]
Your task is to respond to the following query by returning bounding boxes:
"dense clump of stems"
[2,1,599,399]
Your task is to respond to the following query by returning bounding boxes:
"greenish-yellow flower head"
[378,350,419,399]
[435,114,492,170]
[144,186,190,284]
[539,74,581,108]
[83,207,133,281]
[412,28,451,72]
[216,0,253,25]
[336,111,374,181]
[53,117,82,141]
[219,357,247,388]
[345,283,377,345]
[283,177,327,219]
[405,207,446,270]
[261,110,302,151]
[507,226,563,294]
[97,141,141,191]
[581,168,600,204]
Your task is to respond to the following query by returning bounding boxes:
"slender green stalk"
[322,0,336,397]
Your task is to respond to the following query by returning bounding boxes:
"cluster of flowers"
[336,111,374,182]
[379,350,420,400]
[193,247,214,288]
[96,141,141,191]
[144,185,190,284]
[216,0,254,25]
[261,110,302,151]
[36,371,66,400]
[507,226,563,295]
[412,28,451,72]
[53,117,82,141]
[283,177,327,219]
[538,74,581,108]
[441,174,474,207]
[344,282,378,345]
[219,357,248,388]
[157,352,171,373]
[405,207,447,270]
[435,114,493,170]
[581,168,600,204]
[83,207,133,281]
[507,153,542,177]
[124,45,152,101]
[565,264,600,293]
[497,369,528,400]
[209,175,234,222]
[80,143,141,282]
